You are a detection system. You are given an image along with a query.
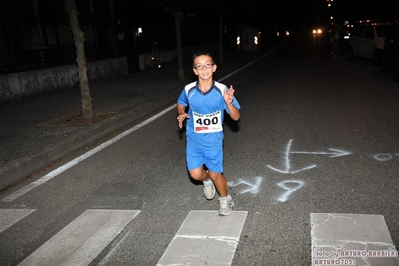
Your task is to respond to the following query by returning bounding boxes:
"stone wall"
[0,42,218,102]
[0,57,128,102]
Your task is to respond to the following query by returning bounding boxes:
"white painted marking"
[311,213,399,266]
[2,45,286,203]
[267,139,317,174]
[291,148,351,158]
[228,176,263,195]
[267,139,351,174]
[2,105,176,203]
[373,153,393,162]
[276,180,304,202]
[0,209,36,234]
[157,210,247,266]
[18,209,140,266]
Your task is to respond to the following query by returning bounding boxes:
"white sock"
[203,179,212,185]
[219,195,230,200]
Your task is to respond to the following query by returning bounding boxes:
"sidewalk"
[0,43,283,191]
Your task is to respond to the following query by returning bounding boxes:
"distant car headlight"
[313,28,322,34]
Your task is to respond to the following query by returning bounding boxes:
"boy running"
[177,51,241,216]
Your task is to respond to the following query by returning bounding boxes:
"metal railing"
[0,6,122,75]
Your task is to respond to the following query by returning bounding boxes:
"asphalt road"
[1,35,399,266]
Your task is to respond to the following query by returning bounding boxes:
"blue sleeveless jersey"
[177,80,241,150]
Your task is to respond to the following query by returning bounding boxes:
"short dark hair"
[193,50,214,65]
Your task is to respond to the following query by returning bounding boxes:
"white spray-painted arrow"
[267,139,352,174]
[228,176,263,195]
[267,139,317,174]
[290,148,352,158]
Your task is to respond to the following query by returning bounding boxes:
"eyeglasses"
[193,63,214,70]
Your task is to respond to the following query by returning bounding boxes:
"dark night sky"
[250,0,398,34]
[334,0,397,20]
[3,0,397,26]
[266,0,396,22]
[2,0,397,45]
[114,0,398,43]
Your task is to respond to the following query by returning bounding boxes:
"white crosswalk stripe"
[17,209,140,266]
[2,209,398,265]
[311,213,399,266]
[157,210,248,266]
[0,209,36,234]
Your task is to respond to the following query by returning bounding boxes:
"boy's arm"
[177,104,186,116]
[227,103,240,121]
[177,104,189,129]
[224,86,240,121]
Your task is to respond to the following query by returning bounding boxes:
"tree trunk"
[65,0,93,119]
[174,6,185,81]
[218,12,224,65]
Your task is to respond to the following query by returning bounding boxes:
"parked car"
[382,23,399,81]
[348,21,395,66]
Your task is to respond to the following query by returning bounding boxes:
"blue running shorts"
[186,146,223,173]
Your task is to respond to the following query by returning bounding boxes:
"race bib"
[193,110,222,133]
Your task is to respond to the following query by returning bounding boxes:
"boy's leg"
[207,171,228,197]
[186,147,216,200]
[187,146,209,181]
[204,150,234,215]
[189,168,234,216]
[189,167,209,181]
[192,165,229,197]
[208,171,234,216]
[189,167,216,200]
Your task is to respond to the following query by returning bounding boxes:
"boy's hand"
[177,113,190,129]
[224,85,235,105]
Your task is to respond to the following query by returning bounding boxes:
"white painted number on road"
[228,176,263,195]
[277,180,304,202]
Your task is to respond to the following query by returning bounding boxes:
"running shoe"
[219,195,235,216]
[203,181,215,200]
